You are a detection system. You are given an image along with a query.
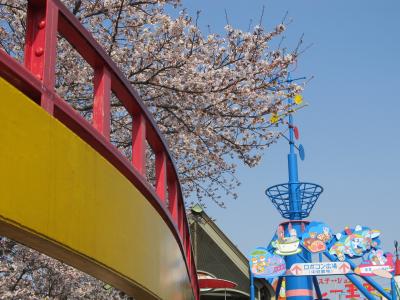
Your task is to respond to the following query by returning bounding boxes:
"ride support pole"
[285,222,313,300]
[391,278,397,300]
[250,271,255,300]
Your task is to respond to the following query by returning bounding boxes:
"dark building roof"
[188,204,275,299]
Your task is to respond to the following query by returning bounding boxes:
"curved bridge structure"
[0,0,198,299]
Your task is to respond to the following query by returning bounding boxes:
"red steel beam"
[24,0,58,114]
[178,201,185,239]
[168,177,179,225]
[132,114,146,176]
[93,66,111,139]
[155,151,167,204]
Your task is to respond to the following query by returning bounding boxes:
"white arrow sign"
[289,262,352,276]
[355,265,394,277]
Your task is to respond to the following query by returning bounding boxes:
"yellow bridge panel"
[0,77,193,300]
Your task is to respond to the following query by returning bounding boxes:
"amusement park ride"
[249,76,400,300]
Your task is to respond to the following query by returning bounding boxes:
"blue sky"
[181,0,400,257]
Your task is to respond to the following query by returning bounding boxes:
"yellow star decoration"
[294,94,303,105]
[270,113,279,124]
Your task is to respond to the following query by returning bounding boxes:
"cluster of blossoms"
[0,237,132,299]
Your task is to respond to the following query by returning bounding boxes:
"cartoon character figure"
[251,257,259,273]
[350,235,364,255]
[277,225,285,241]
[320,226,332,242]
[363,236,372,250]
[369,249,387,265]
[304,238,325,252]
[329,243,346,261]
[258,255,267,271]
[289,227,297,237]
[256,264,264,273]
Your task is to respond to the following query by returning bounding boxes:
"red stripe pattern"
[286,289,314,297]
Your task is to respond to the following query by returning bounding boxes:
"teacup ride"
[273,236,302,256]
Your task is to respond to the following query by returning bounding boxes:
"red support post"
[168,178,179,225]
[24,0,58,114]
[186,242,192,272]
[132,114,146,175]
[178,202,184,239]
[155,152,167,204]
[182,221,186,242]
[93,66,111,139]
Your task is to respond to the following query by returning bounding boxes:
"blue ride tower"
[265,96,323,299]
[250,76,399,300]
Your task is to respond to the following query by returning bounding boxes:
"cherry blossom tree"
[0,0,306,298]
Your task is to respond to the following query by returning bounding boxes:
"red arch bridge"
[0,0,200,298]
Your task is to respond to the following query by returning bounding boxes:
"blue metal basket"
[265,182,323,219]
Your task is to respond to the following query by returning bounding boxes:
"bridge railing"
[0,0,198,297]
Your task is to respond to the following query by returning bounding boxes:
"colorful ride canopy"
[251,222,394,281]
